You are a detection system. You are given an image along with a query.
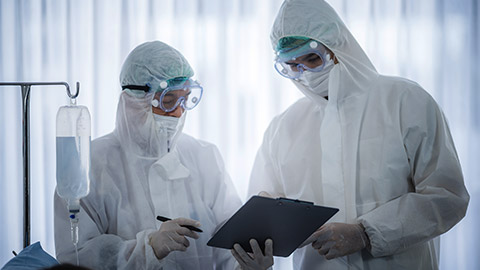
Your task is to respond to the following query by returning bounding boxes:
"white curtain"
[0,0,477,269]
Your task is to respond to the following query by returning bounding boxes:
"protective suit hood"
[115,41,193,160]
[120,40,194,91]
[271,0,378,103]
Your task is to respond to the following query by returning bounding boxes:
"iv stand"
[0,81,80,248]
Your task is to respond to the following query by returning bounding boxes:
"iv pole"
[0,81,80,248]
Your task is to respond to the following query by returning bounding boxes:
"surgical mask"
[297,55,335,97]
[152,112,186,153]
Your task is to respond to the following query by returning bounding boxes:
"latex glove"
[149,217,200,260]
[231,239,274,270]
[298,227,322,248]
[311,223,369,259]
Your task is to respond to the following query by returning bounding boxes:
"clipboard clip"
[277,197,314,205]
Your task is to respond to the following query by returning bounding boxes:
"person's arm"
[306,222,370,259]
[54,192,164,270]
[203,144,243,269]
[357,88,469,257]
[206,143,275,269]
[229,122,283,269]
[248,118,285,198]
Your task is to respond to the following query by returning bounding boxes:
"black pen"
[156,215,203,233]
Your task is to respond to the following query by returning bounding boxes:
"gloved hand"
[149,217,200,260]
[298,227,322,248]
[311,222,369,259]
[232,239,274,270]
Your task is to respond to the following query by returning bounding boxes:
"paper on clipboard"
[207,196,339,257]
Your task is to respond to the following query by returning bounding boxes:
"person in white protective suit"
[248,0,470,269]
[54,41,244,269]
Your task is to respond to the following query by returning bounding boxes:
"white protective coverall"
[54,41,242,270]
[248,0,470,269]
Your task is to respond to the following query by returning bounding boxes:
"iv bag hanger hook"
[64,82,80,105]
[66,81,80,99]
[0,81,81,248]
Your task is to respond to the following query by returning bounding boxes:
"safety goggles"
[122,77,203,112]
[274,40,332,79]
[151,77,203,112]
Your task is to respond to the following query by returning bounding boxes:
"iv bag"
[56,104,91,211]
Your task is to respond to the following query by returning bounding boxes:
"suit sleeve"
[54,184,164,270]
[357,88,469,257]
[248,117,286,199]
[204,144,243,269]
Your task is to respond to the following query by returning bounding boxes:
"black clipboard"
[207,196,338,257]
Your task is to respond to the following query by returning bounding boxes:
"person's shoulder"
[248,97,312,142]
[178,133,214,148]
[269,97,315,127]
[88,133,123,191]
[91,133,121,160]
[177,133,219,154]
[374,75,436,102]
[284,96,316,113]
[176,133,224,166]
[376,75,428,94]
[375,75,443,122]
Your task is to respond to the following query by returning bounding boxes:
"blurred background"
[0,0,478,269]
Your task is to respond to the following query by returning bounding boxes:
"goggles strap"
[121,84,150,92]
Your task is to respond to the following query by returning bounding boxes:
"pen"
[156,215,203,233]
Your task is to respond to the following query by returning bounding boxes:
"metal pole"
[21,85,31,248]
[0,82,79,248]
